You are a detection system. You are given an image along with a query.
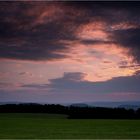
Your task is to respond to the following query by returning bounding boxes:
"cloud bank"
[22,72,140,94]
[0,2,140,63]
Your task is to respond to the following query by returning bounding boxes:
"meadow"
[0,113,140,139]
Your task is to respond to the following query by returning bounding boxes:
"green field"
[0,113,140,139]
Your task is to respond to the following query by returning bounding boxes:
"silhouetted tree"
[0,104,139,119]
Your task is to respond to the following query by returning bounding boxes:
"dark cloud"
[0,82,17,89]
[67,1,140,25]
[48,72,140,94]
[102,60,112,64]
[119,64,140,69]
[19,72,26,75]
[71,2,140,63]
[80,39,113,45]
[22,84,48,89]
[0,2,79,61]
[23,72,140,94]
[134,70,140,76]
[111,28,140,63]
[0,2,140,61]
[19,72,33,77]
[1,72,140,102]
[49,72,86,83]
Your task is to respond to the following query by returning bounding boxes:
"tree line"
[0,103,140,119]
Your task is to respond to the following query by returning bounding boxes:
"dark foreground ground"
[0,113,140,139]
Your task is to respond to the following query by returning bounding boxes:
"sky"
[0,1,140,103]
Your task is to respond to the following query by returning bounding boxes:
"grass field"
[0,113,140,139]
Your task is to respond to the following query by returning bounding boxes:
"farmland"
[0,113,140,139]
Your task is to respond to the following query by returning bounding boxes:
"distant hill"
[118,105,140,110]
[70,103,88,108]
[68,101,140,110]
[82,101,140,108]
[0,102,22,105]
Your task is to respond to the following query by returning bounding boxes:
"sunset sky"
[0,1,140,103]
